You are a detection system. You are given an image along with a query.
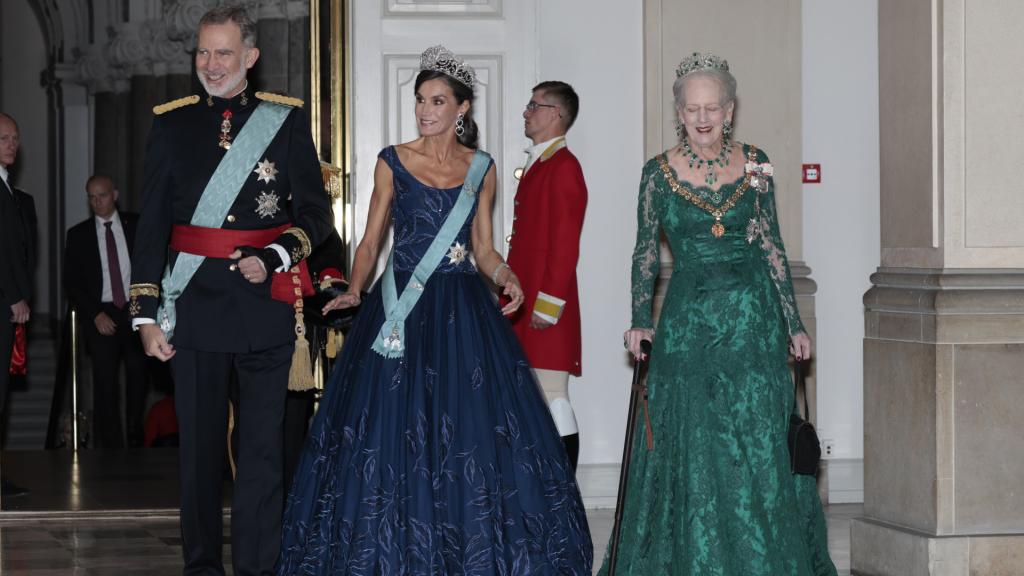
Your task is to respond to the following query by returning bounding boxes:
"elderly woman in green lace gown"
[600,53,837,575]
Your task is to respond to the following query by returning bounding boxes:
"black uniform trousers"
[172,342,291,576]
[85,303,147,448]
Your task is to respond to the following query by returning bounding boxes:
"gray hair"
[672,68,737,109]
[199,5,257,47]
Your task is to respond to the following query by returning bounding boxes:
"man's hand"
[139,324,175,361]
[229,249,268,284]
[10,300,30,324]
[94,311,117,336]
[529,313,553,330]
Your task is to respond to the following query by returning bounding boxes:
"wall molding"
[384,0,502,18]
[825,458,864,504]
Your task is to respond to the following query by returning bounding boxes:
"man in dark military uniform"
[128,6,331,575]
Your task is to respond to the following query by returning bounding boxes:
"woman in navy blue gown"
[276,46,593,575]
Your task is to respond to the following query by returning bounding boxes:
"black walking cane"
[608,339,653,576]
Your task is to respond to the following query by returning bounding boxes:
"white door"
[350,0,538,274]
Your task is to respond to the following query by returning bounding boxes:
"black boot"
[561,433,579,473]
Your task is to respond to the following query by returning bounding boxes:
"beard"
[198,63,248,98]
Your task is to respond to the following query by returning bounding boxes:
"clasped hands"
[230,245,282,284]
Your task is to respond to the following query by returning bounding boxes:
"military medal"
[254,159,278,184]
[255,191,281,218]
[219,109,233,150]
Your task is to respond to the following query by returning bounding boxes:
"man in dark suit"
[0,111,37,499]
[65,175,147,449]
[129,6,331,574]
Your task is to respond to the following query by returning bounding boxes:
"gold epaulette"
[153,95,200,115]
[255,91,304,108]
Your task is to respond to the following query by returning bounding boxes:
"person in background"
[506,80,587,470]
[0,111,36,500]
[64,175,147,448]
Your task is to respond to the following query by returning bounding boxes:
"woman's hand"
[789,331,812,361]
[323,291,361,314]
[623,327,655,361]
[500,271,525,315]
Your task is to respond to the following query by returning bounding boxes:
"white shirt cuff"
[132,318,156,331]
[268,243,291,272]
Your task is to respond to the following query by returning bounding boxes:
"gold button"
[505,234,513,244]
[227,214,236,223]
[513,167,524,180]
[229,264,238,271]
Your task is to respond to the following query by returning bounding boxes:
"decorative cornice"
[105,22,147,76]
[164,0,215,45]
[71,0,309,93]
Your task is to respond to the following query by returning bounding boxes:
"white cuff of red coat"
[268,243,291,273]
[532,291,566,325]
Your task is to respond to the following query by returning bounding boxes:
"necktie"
[105,221,127,308]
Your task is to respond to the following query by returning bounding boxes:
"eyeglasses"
[524,102,559,112]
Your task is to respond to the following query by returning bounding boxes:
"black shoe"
[1,479,28,498]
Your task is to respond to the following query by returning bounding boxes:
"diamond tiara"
[420,45,476,89]
[675,52,730,78]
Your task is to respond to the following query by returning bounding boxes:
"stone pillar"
[852,1,1024,574]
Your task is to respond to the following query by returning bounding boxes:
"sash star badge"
[254,159,278,184]
[447,241,467,264]
[255,191,281,218]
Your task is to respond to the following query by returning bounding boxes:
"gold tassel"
[326,328,343,359]
[288,306,316,391]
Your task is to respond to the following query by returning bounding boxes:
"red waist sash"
[170,224,314,304]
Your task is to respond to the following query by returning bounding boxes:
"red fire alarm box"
[802,164,821,183]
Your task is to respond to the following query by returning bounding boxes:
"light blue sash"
[157,101,292,338]
[372,150,491,358]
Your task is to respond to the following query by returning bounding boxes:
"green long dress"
[598,144,837,576]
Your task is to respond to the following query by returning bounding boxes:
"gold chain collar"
[656,145,759,238]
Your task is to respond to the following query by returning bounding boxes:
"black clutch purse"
[302,281,363,331]
[787,361,821,476]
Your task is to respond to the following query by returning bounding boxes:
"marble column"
[851,1,1024,574]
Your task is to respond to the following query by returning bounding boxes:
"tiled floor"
[0,505,857,575]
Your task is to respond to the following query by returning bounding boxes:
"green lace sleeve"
[631,159,661,330]
[749,148,806,336]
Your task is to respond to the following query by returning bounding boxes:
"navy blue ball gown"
[277,146,593,575]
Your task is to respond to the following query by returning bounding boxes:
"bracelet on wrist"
[491,262,510,286]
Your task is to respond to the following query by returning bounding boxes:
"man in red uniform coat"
[506,81,587,470]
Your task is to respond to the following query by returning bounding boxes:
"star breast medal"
[447,241,467,264]
[254,158,278,184]
[255,190,281,218]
